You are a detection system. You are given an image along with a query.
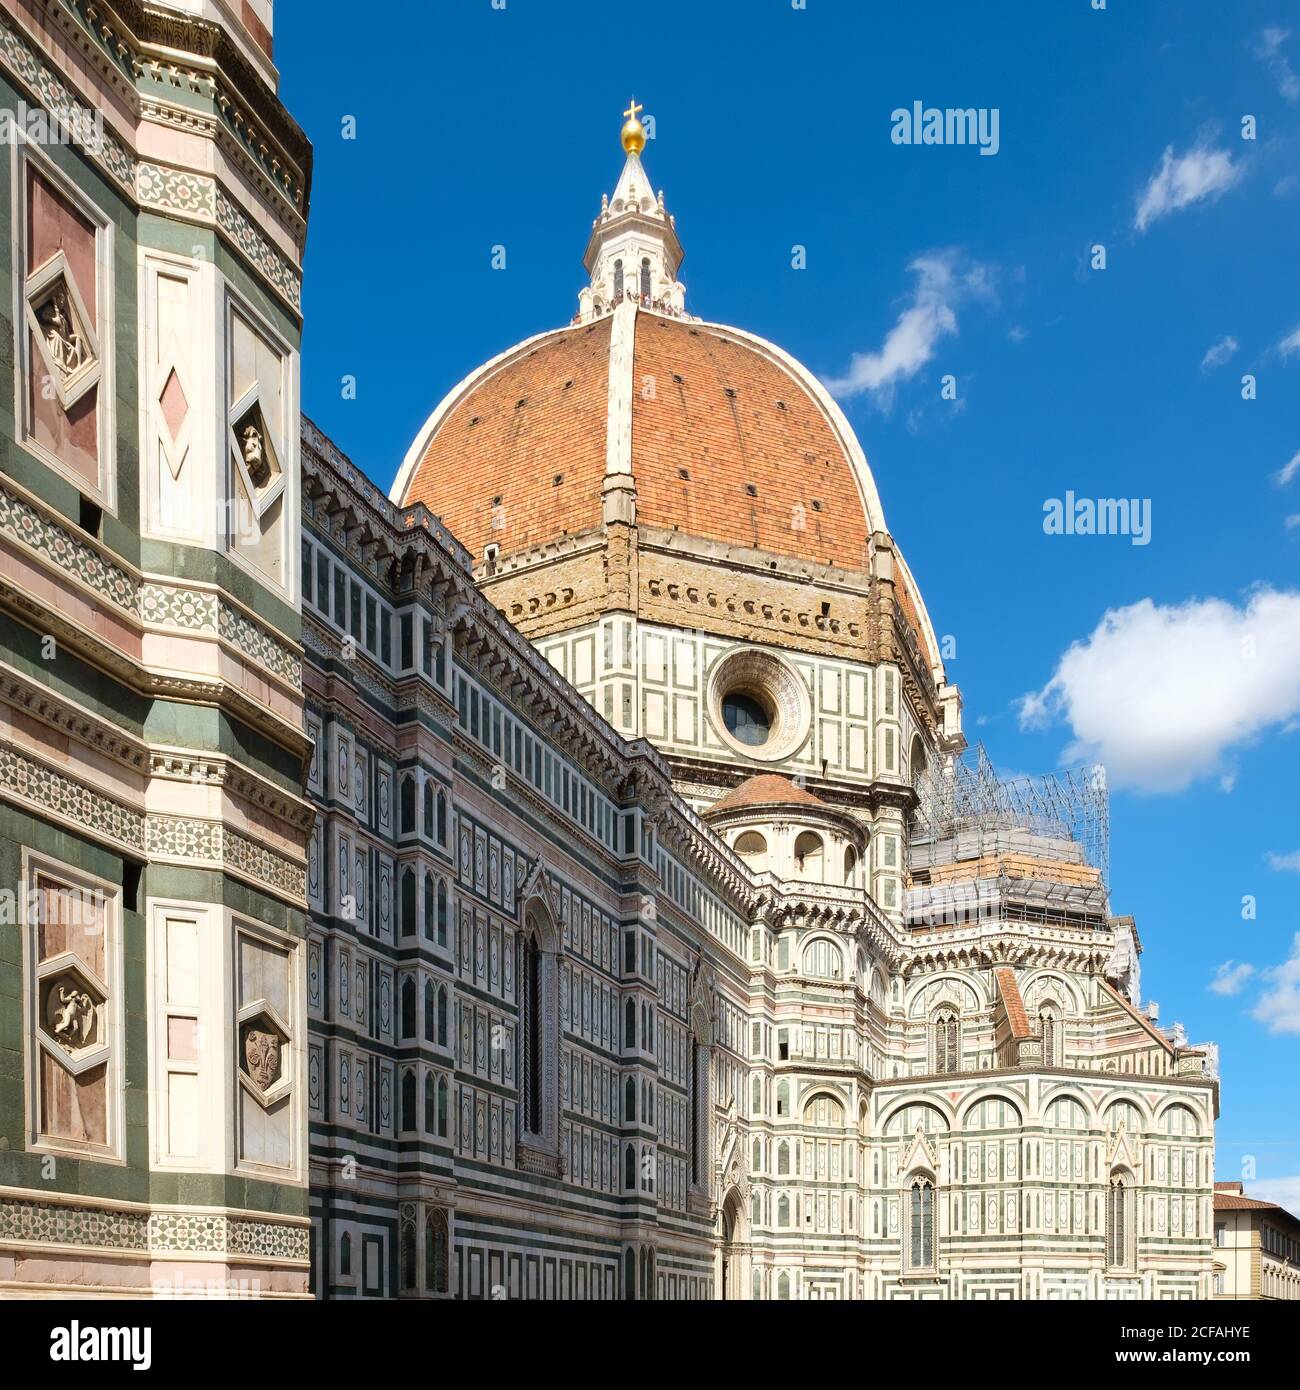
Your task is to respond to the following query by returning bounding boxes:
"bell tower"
[578,101,688,322]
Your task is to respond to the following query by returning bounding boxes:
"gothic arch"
[717,1186,748,1301]
[1040,1085,1100,1127]
[880,1097,954,1135]
[905,972,984,1019]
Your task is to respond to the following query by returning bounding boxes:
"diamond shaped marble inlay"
[160,368,188,442]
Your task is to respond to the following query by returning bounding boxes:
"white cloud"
[1287,515,1300,531]
[1279,323,1300,358]
[1209,960,1256,996]
[1277,451,1300,485]
[1250,1175,1300,1219]
[1252,933,1300,1034]
[1019,588,1300,792]
[1200,335,1239,371]
[1008,324,1029,343]
[1267,850,1300,872]
[824,250,994,405]
[1251,26,1300,103]
[1134,140,1242,232]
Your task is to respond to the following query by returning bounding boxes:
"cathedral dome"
[391,307,888,573]
[390,104,947,683]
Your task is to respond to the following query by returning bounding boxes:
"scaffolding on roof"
[912,745,1110,888]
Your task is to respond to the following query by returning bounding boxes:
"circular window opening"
[708,649,811,763]
[723,691,773,747]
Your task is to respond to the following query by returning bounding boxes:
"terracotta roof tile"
[706,774,825,815]
[994,967,1032,1040]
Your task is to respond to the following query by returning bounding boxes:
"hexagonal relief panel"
[38,964,106,1073]
[239,1012,290,1108]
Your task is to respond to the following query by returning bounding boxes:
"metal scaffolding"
[912,745,1110,887]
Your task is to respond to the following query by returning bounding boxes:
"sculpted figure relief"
[242,423,271,488]
[38,288,86,377]
[46,980,95,1048]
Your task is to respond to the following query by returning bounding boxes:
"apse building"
[0,0,1219,1301]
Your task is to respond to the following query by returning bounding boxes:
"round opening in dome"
[722,691,772,747]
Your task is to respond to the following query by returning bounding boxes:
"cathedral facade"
[0,2,1218,1300]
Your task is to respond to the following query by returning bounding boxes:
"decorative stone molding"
[0,1193,309,1263]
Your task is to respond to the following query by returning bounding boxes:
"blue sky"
[281,1,1300,1200]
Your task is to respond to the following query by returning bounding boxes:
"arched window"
[400,776,415,834]
[426,1209,449,1293]
[423,980,435,1042]
[422,780,434,837]
[624,997,637,1049]
[640,257,651,299]
[751,1076,763,1115]
[777,1271,790,1299]
[401,977,416,1038]
[907,1176,935,1270]
[401,1069,416,1132]
[400,867,416,937]
[436,879,448,946]
[436,1075,448,1136]
[436,790,447,844]
[339,1231,351,1278]
[624,1142,636,1190]
[423,872,435,940]
[777,1141,790,1175]
[734,830,767,866]
[613,259,624,298]
[1039,1006,1060,1066]
[625,1075,636,1122]
[523,931,542,1135]
[793,831,823,878]
[777,1196,791,1229]
[424,1072,435,1132]
[1107,1172,1132,1268]
[400,1217,416,1292]
[776,1079,790,1116]
[933,1010,960,1074]
[437,985,448,1047]
[844,844,858,883]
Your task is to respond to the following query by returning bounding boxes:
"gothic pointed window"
[1107,1172,1131,1269]
[933,1010,959,1074]
[523,931,542,1134]
[426,1209,449,1293]
[400,866,416,937]
[401,977,416,1038]
[424,980,435,1042]
[437,985,448,1047]
[423,780,434,837]
[437,1075,448,1136]
[424,1071,435,1132]
[1040,1006,1060,1066]
[436,879,449,946]
[400,776,415,834]
[640,257,651,300]
[613,259,624,299]
[423,872,435,941]
[401,1069,416,1132]
[436,790,448,844]
[908,1176,935,1270]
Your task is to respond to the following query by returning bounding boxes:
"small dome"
[705,774,826,816]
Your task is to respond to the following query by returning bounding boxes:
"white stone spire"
[577,101,688,324]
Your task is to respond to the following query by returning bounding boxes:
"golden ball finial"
[621,98,645,155]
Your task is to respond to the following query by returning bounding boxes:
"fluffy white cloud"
[1208,961,1256,996]
[1251,27,1300,104]
[1019,589,1300,792]
[1252,934,1300,1034]
[1280,323,1300,358]
[1267,850,1300,872]
[1200,335,1239,371]
[1249,1175,1300,1219]
[1277,451,1300,485]
[1134,140,1242,232]
[824,250,994,405]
